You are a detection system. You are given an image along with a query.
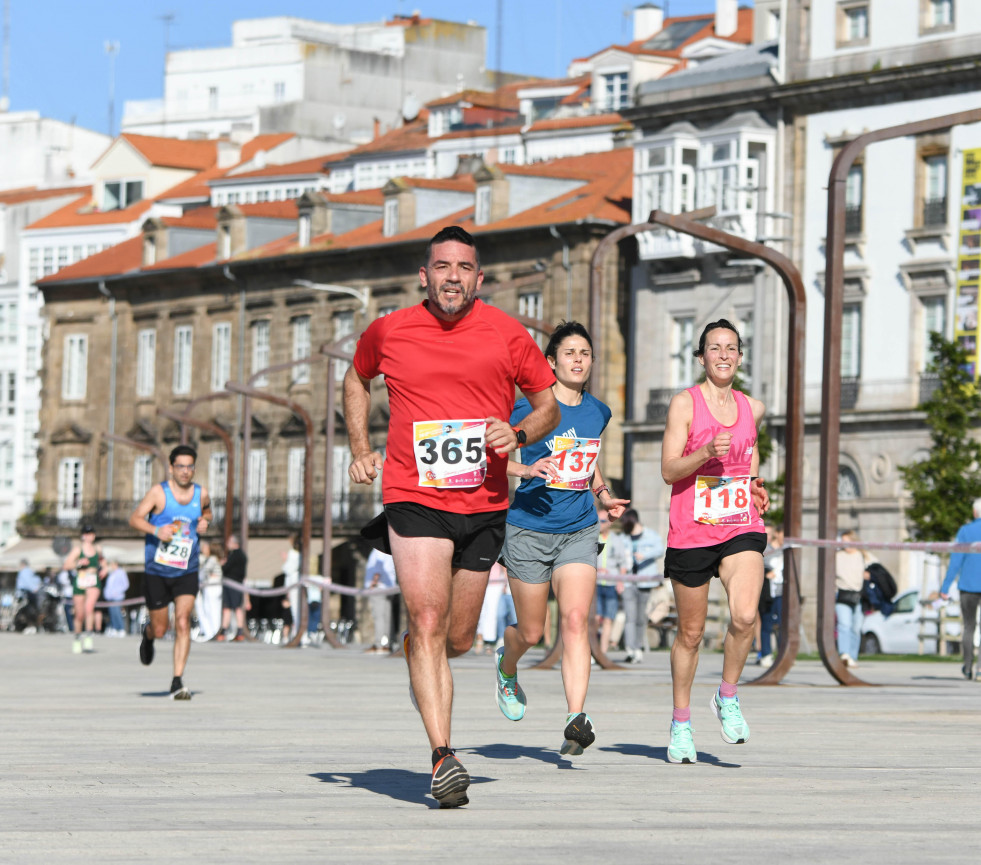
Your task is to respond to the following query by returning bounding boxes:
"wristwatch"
[512,427,527,448]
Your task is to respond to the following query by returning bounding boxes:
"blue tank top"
[145,481,202,577]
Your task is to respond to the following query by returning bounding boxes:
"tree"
[899,333,981,541]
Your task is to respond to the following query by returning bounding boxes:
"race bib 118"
[693,475,751,525]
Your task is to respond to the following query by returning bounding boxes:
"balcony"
[646,387,676,422]
[918,373,941,405]
[922,197,947,227]
[841,376,860,409]
[844,205,863,235]
[18,493,382,539]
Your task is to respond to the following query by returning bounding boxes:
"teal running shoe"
[495,646,526,721]
[667,721,697,764]
[710,691,750,744]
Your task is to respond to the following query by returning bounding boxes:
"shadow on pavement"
[463,742,580,769]
[601,742,741,768]
[311,769,493,808]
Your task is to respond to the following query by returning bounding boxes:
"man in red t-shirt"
[344,225,558,808]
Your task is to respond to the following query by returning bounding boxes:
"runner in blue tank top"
[129,445,213,700]
[495,322,629,756]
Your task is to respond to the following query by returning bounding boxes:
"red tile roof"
[580,9,752,62]
[346,119,432,156]
[239,133,296,163]
[156,165,230,201]
[324,189,385,206]
[143,241,217,271]
[220,154,339,181]
[25,192,153,229]
[118,133,219,170]
[234,201,299,219]
[37,235,143,283]
[158,208,220,230]
[0,184,92,205]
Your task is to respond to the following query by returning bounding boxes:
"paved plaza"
[2,631,979,864]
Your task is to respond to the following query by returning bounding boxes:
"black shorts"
[664,532,767,588]
[380,502,507,572]
[143,571,199,610]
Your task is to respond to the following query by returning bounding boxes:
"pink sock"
[672,707,691,724]
[719,680,738,700]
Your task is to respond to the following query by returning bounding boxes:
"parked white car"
[859,589,969,655]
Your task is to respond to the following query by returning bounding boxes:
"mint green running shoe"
[710,691,750,744]
[667,721,697,764]
[495,646,526,721]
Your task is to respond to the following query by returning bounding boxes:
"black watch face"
[516,429,526,445]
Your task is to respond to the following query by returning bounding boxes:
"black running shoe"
[170,676,191,701]
[431,747,469,808]
[139,627,155,666]
[560,712,595,756]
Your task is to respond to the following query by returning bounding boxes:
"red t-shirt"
[353,299,555,513]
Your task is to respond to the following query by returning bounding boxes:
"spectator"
[281,533,301,641]
[475,562,508,655]
[758,526,785,667]
[619,509,666,664]
[595,510,629,656]
[217,534,248,642]
[196,540,223,641]
[56,568,74,631]
[102,559,130,637]
[835,529,872,668]
[364,548,397,653]
[15,559,41,609]
[941,497,981,680]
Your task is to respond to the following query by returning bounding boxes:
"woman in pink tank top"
[659,320,770,765]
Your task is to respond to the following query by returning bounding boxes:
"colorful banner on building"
[956,148,981,379]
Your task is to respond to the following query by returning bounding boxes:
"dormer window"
[220,225,231,260]
[601,71,630,111]
[103,179,144,211]
[143,236,156,266]
[298,213,311,247]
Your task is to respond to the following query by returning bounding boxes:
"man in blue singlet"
[129,445,213,700]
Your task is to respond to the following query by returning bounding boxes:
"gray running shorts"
[501,521,600,585]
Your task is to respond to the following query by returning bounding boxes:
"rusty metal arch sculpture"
[818,107,981,685]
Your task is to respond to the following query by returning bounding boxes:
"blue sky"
[5,1,747,136]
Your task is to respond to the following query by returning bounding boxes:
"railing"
[922,197,947,227]
[840,376,860,409]
[19,492,382,536]
[844,205,863,235]
[918,372,941,404]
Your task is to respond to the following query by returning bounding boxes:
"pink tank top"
[667,385,764,549]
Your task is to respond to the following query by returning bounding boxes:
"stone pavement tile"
[1,634,979,864]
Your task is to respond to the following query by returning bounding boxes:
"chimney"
[373,117,381,140]
[715,0,738,38]
[633,4,664,41]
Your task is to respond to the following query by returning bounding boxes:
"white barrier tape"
[784,537,981,554]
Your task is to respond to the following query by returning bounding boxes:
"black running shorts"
[664,532,767,588]
[385,502,507,572]
[143,571,200,610]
